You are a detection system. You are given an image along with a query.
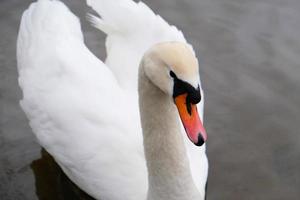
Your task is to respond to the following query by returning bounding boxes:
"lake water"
[0,0,299,199]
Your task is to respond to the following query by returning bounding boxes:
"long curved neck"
[138,64,202,200]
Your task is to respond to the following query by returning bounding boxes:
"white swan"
[17,0,208,200]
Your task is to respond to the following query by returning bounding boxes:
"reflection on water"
[31,149,95,200]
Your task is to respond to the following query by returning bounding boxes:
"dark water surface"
[1,0,300,199]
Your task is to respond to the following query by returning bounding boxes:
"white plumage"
[17,0,208,199]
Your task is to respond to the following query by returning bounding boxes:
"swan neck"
[138,64,201,200]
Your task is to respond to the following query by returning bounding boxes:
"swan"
[17,0,208,199]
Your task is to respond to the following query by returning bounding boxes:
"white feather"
[87,0,190,90]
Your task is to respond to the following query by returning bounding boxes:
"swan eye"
[170,71,176,78]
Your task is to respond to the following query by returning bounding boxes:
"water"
[0,0,299,199]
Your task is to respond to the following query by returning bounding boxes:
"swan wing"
[17,1,147,199]
[87,0,194,89]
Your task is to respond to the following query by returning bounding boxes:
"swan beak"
[174,93,207,146]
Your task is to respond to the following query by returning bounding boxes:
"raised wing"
[17,1,147,199]
[87,0,193,90]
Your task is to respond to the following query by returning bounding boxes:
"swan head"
[142,41,207,146]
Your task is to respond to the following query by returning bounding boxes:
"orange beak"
[174,93,207,146]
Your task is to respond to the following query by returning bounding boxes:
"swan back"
[87,0,191,90]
